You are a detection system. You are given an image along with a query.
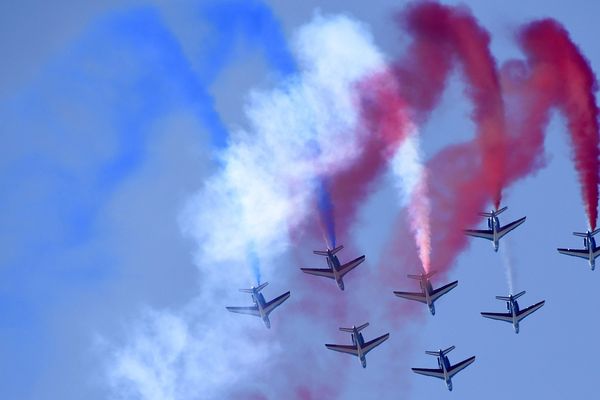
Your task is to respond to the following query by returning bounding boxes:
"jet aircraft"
[412,346,475,391]
[325,323,389,368]
[480,291,544,334]
[300,245,365,290]
[464,206,526,252]
[557,228,600,270]
[225,282,290,329]
[393,271,458,315]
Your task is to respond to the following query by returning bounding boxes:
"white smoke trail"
[500,238,515,295]
[391,127,432,273]
[181,13,385,278]
[107,14,388,400]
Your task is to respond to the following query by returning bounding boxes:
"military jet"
[481,291,544,334]
[325,323,389,368]
[412,346,475,391]
[557,228,600,270]
[464,206,526,252]
[393,271,458,315]
[300,245,365,290]
[225,282,290,329]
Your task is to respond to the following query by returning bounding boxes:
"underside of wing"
[393,291,427,304]
[464,228,494,240]
[300,268,335,279]
[480,311,513,323]
[448,356,476,378]
[338,255,366,278]
[516,300,545,322]
[263,291,291,315]
[411,367,445,379]
[498,217,526,239]
[226,306,260,317]
[325,343,359,356]
[557,248,589,259]
[430,280,458,302]
[362,333,390,355]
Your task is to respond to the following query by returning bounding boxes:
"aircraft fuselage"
[584,236,597,270]
[251,290,271,328]
[419,279,435,315]
[487,216,501,252]
[326,253,345,290]
[436,354,453,391]
[506,300,521,333]
[350,329,367,368]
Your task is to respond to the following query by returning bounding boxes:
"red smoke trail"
[384,6,600,278]
[517,20,600,229]
[396,1,509,209]
[330,71,412,235]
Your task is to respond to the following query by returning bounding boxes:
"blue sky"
[1,1,599,399]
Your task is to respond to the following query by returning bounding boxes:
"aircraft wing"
[447,356,476,378]
[464,228,494,240]
[300,268,335,279]
[338,255,366,278]
[557,248,590,260]
[516,300,545,322]
[497,216,526,239]
[393,291,427,304]
[362,333,390,355]
[263,291,291,315]
[226,305,260,316]
[480,311,513,323]
[430,280,458,303]
[411,367,445,380]
[325,343,359,356]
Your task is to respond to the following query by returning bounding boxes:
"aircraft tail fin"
[496,290,525,301]
[339,322,369,333]
[313,245,344,257]
[239,282,269,293]
[407,270,436,280]
[479,206,507,218]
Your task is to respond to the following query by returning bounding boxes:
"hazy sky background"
[1,1,599,399]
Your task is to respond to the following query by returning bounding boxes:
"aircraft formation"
[224,204,600,391]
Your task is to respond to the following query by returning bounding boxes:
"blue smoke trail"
[198,0,297,83]
[0,2,294,392]
[317,178,337,249]
[246,243,262,285]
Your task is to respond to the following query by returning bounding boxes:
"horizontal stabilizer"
[407,270,436,280]
[340,322,369,333]
[314,245,344,256]
[496,290,525,301]
[239,282,268,293]
[478,206,507,218]
[574,229,600,237]
[425,346,454,357]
